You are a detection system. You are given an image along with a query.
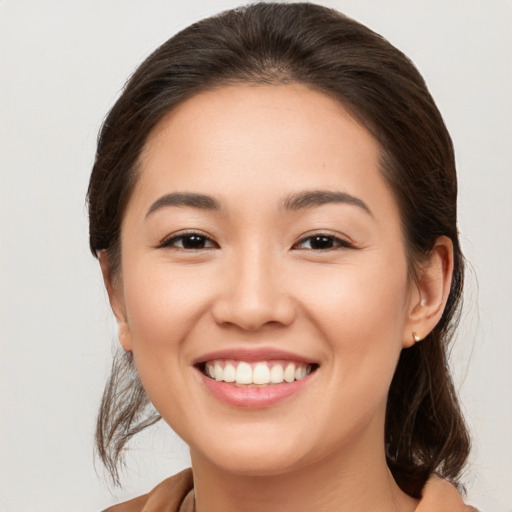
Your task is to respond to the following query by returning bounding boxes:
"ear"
[98,250,133,351]
[403,236,454,348]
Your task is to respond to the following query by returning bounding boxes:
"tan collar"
[178,473,479,512]
[104,469,478,512]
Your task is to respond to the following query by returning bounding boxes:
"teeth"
[214,362,223,381]
[295,365,307,380]
[236,362,253,384]
[270,364,284,383]
[204,360,313,385]
[284,363,295,383]
[253,363,270,385]
[223,363,236,383]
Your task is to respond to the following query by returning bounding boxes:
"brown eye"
[160,232,217,250]
[293,234,352,250]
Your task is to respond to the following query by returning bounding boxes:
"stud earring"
[412,332,421,343]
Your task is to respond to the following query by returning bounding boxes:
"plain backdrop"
[1,1,511,511]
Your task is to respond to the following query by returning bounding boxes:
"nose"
[211,247,296,331]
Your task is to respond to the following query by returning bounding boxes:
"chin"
[210,451,306,478]
[189,428,312,477]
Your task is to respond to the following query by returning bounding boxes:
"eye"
[292,233,353,251]
[158,232,218,250]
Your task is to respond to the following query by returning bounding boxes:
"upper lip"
[193,347,318,365]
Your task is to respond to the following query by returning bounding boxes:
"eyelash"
[158,231,218,250]
[292,233,354,251]
[158,231,354,251]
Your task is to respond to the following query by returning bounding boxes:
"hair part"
[88,2,470,494]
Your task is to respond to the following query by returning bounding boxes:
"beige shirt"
[103,468,477,512]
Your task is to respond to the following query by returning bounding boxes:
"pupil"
[312,236,333,249]
[183,235,205,249]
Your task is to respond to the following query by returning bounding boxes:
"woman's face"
[111,84,418,476]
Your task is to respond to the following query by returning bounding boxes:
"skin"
[101,84,454,512]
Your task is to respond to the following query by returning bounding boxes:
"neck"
[190,428,418,512]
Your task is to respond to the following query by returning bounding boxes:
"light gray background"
[1,1,511,511]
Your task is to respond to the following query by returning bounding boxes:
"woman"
[88,3,476,511]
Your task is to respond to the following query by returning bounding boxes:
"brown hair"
[88,2,470,494]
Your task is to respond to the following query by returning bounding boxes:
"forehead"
[142,83,378,163]
[132,83,397,223]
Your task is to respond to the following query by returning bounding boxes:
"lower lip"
[196,369,315,408]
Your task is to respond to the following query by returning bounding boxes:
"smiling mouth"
[198,360,319,386]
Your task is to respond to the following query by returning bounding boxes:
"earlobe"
[116,322,133,351]
[98,250,133,351]
[403,236,454,348]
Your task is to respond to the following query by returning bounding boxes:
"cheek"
[119,260,218,425]
[297,256,409,336]
[295,255,410,392]
[122,260,215,356]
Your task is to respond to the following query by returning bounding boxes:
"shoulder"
[102,468,194,512]
[416,475,479,512]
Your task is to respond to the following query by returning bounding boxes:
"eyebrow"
[282,190,372,216]
[146,192,222,218]
[145,189,372,218]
